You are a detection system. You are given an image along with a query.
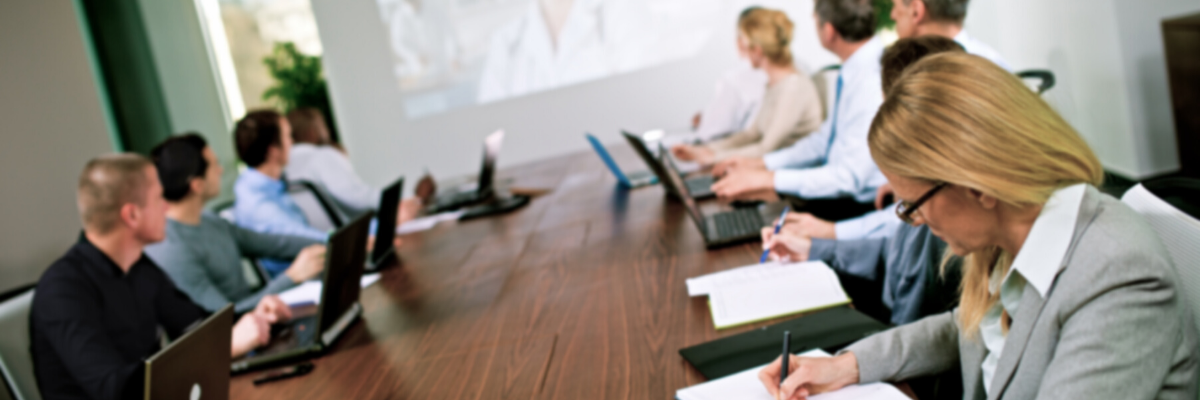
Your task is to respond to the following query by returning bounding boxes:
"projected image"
[376,0,725,118]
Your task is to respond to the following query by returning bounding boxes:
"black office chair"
[1016,70,1056,95]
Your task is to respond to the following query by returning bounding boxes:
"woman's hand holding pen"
[758,352,860,400]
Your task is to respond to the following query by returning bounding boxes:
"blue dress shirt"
[828,32,1013,241]
[234,168,328,274]
[762,36,887,204]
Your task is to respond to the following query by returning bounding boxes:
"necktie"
[823,75,844,165]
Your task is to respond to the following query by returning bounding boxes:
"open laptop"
[367,177,403,271]
[621,130,715,199]
[144,305,233,400]
[231,212,371,373]
[429,129,504,212]
[585,133,657,188]
[658,147,784,248]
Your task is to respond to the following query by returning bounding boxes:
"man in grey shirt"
[145,134,326,313]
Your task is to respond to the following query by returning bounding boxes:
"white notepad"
[676,349,909,400]
[279,273,382,306]
[705,262,850,329]
[687,261,802,297]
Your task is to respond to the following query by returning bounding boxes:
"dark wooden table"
[230,144,871,399]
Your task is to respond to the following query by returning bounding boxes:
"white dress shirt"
[955,30,1012,72]
[694,63,767,142]
[284,143,381,213]
[831,31,1013,240]
[980,183,1088,395]
[762,36,887,203]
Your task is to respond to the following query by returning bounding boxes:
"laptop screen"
[144,305,232,400]
[476,130,504,196]
[586,133,629,183]
[657,145,707,228]
[370,178,404,263]
[318,212,371,335]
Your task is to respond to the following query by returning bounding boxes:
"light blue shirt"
[233,168,328,274]
[831,32,1013,241]
[762,36,887,204]
[981,183,1087,394]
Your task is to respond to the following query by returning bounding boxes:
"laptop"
[144,305,233,400]
[429,129,504,212]
[620,130,716,199]
[231,212,371,373]
[367,177,403,270]
[658,146,784,248]
[585,133,657,188]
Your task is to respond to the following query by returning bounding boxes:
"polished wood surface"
[230,144,854,399]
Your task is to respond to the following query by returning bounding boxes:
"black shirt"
[30,235,207,400]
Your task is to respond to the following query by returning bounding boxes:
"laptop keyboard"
[712,209,763,239]
[687,176,715,196]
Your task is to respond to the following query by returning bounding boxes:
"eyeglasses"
[895,182,947,224]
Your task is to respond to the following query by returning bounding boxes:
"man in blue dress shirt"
[232,110,330,276]
[711,0,886,223]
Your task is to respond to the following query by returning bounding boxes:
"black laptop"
[658,146,783,248]
[144,305,233,400]
[429,129,504,212]
[621,130,715,199]
[367,177,403,270]
[230,212,372,373]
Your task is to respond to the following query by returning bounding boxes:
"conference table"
[229,143,892,399]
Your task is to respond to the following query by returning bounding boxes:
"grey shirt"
[809,223,961,325]
[145,213,320,313]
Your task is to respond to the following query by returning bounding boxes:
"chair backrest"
[286,180,347,232]
[811,65,841,121]
[1016,69,1056,95]
[1121,182,1200,335]
[0,288,40,400]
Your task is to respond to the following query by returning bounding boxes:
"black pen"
[780,331,790,392]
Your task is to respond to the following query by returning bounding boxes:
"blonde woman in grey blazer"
[758,53,1198,400]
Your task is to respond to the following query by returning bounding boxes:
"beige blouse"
[705,71,823,160]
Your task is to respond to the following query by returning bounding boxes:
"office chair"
[812,65,842,120]
[0,285,41,400]
[1121,178,1200,394]
[286,180,348,232]
[1016,70,1056,95]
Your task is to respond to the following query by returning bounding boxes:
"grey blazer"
[844,186,1199,399]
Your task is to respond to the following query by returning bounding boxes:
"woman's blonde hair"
[868,53,1104,338]
[739,8,794,66]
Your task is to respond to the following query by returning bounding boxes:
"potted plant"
[262,42,340,143]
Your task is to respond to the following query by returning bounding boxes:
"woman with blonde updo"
[672,8,822,165]
[757,53,1198,400]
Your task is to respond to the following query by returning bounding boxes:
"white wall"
[138,0,240,203]
[966,0,1200,179]
[0,0,115,291]
[312,0,838,190]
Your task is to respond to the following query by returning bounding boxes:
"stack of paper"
[396,210,465,235]
[687,261,850,329]
[676,349,909,400]
[279,273,382,306]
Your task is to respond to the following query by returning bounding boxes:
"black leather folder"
[679,306,889,380]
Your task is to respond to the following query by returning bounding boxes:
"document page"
[686,261,802,297]
[676,349,909,400]
[708,262,849,329]
[279,273,383,306]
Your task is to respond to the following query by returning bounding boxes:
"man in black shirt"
[30,154,289,400]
